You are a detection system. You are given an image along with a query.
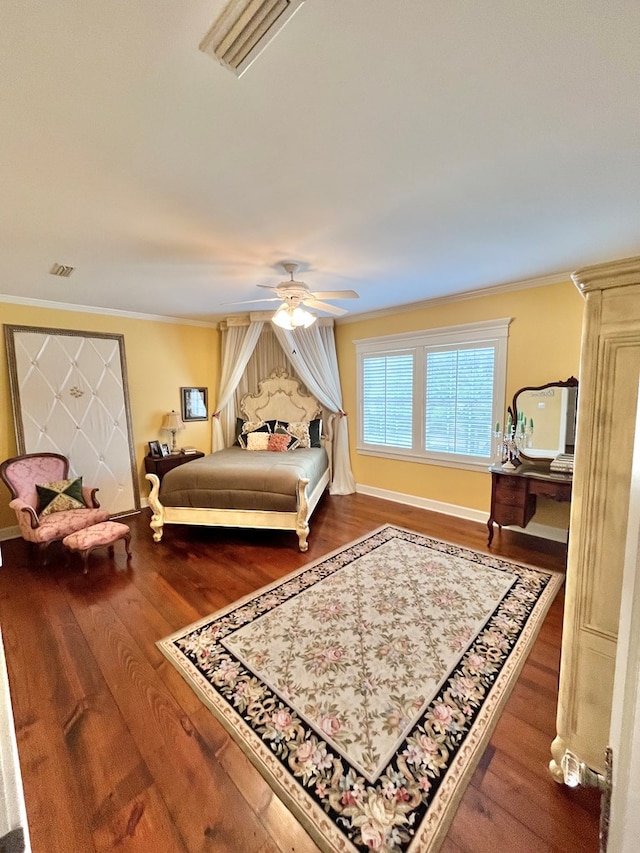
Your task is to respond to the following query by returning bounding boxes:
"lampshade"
[272,304,317,330]
[161,410,185,433]
[161,410,185,453]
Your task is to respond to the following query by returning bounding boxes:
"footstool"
[63,521,131,573]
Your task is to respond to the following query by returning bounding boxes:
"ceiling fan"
[227,263,359,329]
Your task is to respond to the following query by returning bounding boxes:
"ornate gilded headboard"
[240,368,322,423]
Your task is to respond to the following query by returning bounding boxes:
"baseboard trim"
[0,495,567,545]
[355,484,568,543]
[0,527,20,544]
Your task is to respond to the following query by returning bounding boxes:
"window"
[356,318,511,471]
[362,353,414,448]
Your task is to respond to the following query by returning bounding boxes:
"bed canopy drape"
[213,316,355,495]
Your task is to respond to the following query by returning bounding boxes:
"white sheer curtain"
[234,326,293,409]
[271,322,356,494]
[212,319,265,452]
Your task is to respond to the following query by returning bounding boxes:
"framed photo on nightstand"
[148,440,162,458]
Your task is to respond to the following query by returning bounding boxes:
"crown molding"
[336,271,571,325]
[0,294,219,328]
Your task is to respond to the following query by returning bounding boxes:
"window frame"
[356,318,512,472]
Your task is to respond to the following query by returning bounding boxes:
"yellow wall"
[335,280,584,532]
[1,281,583,538]
[0,302,219,530]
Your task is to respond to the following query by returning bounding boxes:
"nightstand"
[144,452,204,483]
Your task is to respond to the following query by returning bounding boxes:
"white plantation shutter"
[425,346,494,456]
[363,353,413,448]
[356,318,510,472]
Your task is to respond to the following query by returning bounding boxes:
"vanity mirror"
[508,376,578,461]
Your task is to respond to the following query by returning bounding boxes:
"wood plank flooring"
[0,494,601,852]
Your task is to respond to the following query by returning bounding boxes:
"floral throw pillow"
[286,421,311,449]
[36,477,87,517]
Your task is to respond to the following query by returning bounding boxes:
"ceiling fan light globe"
[272,304,316,330]
[272,304,294,329]
[292,306,316,328]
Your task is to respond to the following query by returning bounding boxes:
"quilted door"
[5,325,140,515]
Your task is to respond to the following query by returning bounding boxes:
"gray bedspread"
[159,447,329,512]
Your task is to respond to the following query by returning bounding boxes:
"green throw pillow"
[36,477,87,517]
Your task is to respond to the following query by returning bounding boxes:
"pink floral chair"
[0,452,109,560]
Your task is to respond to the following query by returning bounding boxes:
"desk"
[144,451,204,483]
[487,464,572,545]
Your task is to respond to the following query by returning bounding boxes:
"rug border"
[412,559,563,852]
[157,525,564,853]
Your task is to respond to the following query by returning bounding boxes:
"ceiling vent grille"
[49,263,75,278]
[199,0,305,77]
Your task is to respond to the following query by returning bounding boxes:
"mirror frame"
[508,376,578,462]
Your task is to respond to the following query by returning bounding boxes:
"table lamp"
[161,410,185,454]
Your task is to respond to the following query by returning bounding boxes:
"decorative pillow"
[233,417,245,446]
[234,418,278,445]
[237,420,272,449]
[309,418,322,448]
[36,477,87,517]
[267,433,291,452]
[274,423,300,450]
[246,432,270,451]
[286,421,311,449]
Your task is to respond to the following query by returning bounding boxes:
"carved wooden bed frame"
[145,369,333,551]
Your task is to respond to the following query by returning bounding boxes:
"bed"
[145,369,333,551]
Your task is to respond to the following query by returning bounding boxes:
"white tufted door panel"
[5,325,140,516]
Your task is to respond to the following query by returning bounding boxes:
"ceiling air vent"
[199,0,305,77]
[49,263,75,278]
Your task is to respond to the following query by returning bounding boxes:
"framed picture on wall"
[181,387,208,421]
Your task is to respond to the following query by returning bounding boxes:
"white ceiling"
[1,1,639,325]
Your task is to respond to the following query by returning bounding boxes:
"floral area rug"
[158,525,563,853]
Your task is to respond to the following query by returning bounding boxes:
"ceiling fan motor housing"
[276,282,310,306]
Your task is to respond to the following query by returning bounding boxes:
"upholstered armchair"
[0,452,109,559]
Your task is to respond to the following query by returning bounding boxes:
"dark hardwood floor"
[0,494,601,852]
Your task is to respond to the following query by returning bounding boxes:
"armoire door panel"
[580,339,640,634]
[571,637,616,768]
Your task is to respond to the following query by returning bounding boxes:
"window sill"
[356,447,491,473]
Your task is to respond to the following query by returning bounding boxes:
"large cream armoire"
[550,255,640,781]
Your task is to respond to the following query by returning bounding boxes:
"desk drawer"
[493,501,533,527]
[529,479,572,501]
[494,475,528,505]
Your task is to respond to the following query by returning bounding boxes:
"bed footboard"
[145,471,327,551]
[295,477,310,551]
[146,473,165,542]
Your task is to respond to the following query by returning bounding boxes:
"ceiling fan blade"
[222,297,281,305]
[304,299,348,316]
[309,289,359,300]
[256,284,279,290]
